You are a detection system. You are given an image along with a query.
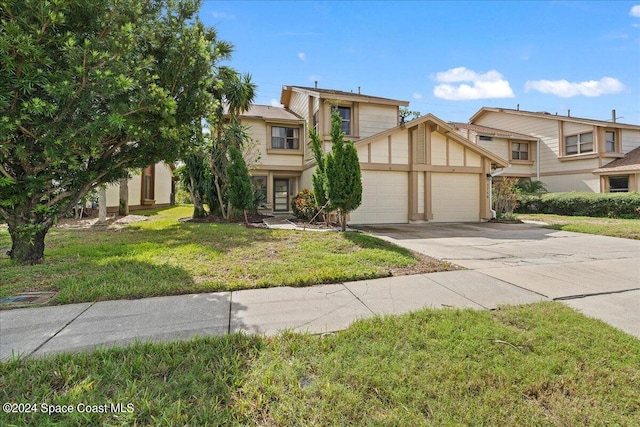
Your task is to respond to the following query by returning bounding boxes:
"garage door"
[348,171,408,224]
[431,173,479,222]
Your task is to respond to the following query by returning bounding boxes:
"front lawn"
[2,303,638,426]
[516,213,640,240]
[0,206,454,305]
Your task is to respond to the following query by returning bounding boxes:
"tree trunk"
[340,210,347,232]
[188,175,207,218]
[119,177,129,216]
[98,187,107,222]
[8,224,49,265]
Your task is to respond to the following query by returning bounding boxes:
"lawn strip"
[1,302,638,426]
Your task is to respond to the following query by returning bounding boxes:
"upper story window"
[312,111,319,133]
[605,130,616,152]
[511,142,529,161]
[479,135,493,141]
[271,126,300,150]
[333,106,351,135]
[564,132,593,155]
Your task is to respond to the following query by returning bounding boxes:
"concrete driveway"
[357,222,640,337]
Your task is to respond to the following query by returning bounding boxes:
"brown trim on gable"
[252,165,303,172]
[541,168,597,177]
[360,163,410,172]
[411,165,484,173]
[367,144,372,163]
[445,137,450,165]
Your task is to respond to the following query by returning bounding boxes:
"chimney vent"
[517,104,519,111]
[358,86,361,95]
[612,109,616,123]
[568,109,571,117]
[314,81,318,89]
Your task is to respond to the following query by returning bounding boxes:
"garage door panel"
[349,171,408,224]
[431,173,479,222]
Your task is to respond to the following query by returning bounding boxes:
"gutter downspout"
[536,138,541,181]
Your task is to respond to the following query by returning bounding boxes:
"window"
[479,135,493,141]
[609,176,629,192]
[605,131,616,152]
[271,126,300,149]
[252,176,267,206]
[312,111,319,133]
[332,106,351,135]
[564,132,593,155]
[142,166,154,201]
[511,142,529,160]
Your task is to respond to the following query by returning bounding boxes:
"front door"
[274,178,289,211]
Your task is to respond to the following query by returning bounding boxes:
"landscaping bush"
[291,189,320,221]
[517,192,640,218]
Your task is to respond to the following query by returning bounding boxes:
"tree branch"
[0,164,13,179]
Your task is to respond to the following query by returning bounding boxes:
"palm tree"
[208,70,256,219]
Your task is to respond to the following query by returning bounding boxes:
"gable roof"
[450,122,538,141]
[238,104,304,122]
[593,146,640,174]
[356,113,508,167]
[470,107,640,130]
[281,85,409,107]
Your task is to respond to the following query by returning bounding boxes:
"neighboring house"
[462,107,640,193]
[104,162,176,213]
[592,146,640,192]
[240,85,507,224]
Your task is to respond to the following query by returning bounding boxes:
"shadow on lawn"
[343,231,414,257]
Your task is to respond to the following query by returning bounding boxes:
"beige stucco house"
[241,85,507,224]
[104,162,175,213]
[456,108,640,193]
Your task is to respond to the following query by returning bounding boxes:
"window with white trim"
[271,126,300,150]
[564,132,593,155]
[332,106,351,135]
[511,142,529,161]
[605,131,616,152]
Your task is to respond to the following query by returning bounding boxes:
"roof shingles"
[593,146,640,173]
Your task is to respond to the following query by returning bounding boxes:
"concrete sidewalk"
[0,270,547,360]
[3,222,638,360]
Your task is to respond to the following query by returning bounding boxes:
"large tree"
[325,111,362,231]
[0,0,222,264]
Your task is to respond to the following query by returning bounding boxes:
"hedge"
[516,192,640,219]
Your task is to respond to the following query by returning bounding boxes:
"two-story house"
[457,108,640,193]
[241,85,507,224]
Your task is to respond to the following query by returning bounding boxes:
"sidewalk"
[0,270,547,360]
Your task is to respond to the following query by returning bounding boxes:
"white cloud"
[211,11,235,20]
[432,67,515,100]
[524,77,625,97]
[298,52,306,61]
[413,92,423,100]
[630,5,640,17]
[270,99,281,107]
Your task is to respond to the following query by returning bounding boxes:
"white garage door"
[348,171,408,224]
[431,173,480,222]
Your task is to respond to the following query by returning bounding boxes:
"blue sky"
[200,1,640,124]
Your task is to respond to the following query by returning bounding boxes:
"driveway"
[357,222,640,337]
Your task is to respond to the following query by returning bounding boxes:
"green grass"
[2,303,638,426]
[0,206,453,305]
[517,213,640,240]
